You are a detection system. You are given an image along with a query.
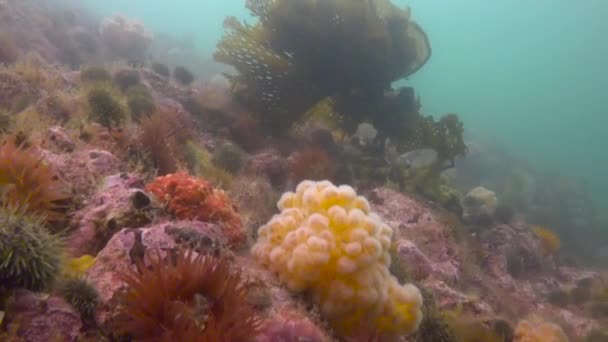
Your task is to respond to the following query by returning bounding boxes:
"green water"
[87,0,608,210]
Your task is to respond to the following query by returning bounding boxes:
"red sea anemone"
[117,249,262,341]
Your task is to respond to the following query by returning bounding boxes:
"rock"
[480,224,543,280]
[370,187,461,284]
[554,308,598,339]
[462,186,498,224]
[395,239,434,280]
[4,290,82,342]
[422,279,495,315]
[229,175,277,239]
[68,173,156,256]
[41,126,75,152]
[255,310,329,342]
[42,148,123,200]
[86,149,121,175]
[88,220,235,327]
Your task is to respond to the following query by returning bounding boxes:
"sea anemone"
[117,249,262,341]
[0,136,69,223]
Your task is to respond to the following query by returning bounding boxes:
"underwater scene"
[0,0,607,341]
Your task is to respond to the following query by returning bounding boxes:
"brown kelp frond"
[0,136,69,223]
[118,249,262,341]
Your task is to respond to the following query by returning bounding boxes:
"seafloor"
[0,1,606,341]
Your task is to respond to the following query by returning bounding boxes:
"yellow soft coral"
[514,317,569,342]
[252,180,423,335]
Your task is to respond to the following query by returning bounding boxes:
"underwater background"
[3,0,608,340]
[84,0,608,210]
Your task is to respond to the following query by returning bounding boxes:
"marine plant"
[0,110,12,133]
[80,66,112,83]
[126,84,156,121]
[138,111,178,175]
[55,277,99,319]
[398,162,463,214]
[288,147,336,183]
[0,136,69,223]
[137,109,193,175]
[151,62,170,77]
[11,54,63,93]
[252,180,423,336]
[35,93,72,123]
[215,0,431,132]
[412,289,457,342]
[99,15,153,60]
[117,249,262,341]
[442,311,512,342]
[87,87,126,129]
[184,141,234,188]
[531,225,561,256]
[146,172,244,245]
[212,142,247,174]
[173,66,195,85]
[0,206,63,293]
[114,68,141,91]
[229,115,265,152]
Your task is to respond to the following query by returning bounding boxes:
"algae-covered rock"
[463,186,498,224]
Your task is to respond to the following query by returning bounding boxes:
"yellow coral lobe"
[531,225,561,256]
[252,180,423,336]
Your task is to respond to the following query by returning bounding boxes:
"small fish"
[397,148,438,169]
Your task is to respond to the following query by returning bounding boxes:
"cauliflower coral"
[146,172,244,245]
[252,180,423,336]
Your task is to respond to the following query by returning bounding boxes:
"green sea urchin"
[56,277,99,318]
[0,207,63,292]
[87,87,126,129]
